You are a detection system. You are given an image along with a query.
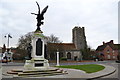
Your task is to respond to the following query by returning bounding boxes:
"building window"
[60,52,63,58]
[107,50,110,53]
[113,56,116,59]
[112,50,115,55]
[67,52,71,59]
[113,50,115,53]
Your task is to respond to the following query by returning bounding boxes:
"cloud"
[0,0,119,49]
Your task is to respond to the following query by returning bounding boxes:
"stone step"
[7,70,65,75]
[18,70,64,75]
[11,68,59,73]
[11,69,23,72]
[18,72,67,76]
[7,71,19,74]
[23,69,59,73]
[7,68,68,77]
[23,71,63,74]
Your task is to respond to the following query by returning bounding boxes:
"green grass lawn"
[57,64,105,73]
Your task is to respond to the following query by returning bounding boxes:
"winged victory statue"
[31,1,48,32]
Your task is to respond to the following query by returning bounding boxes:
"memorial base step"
[7,68,67,77]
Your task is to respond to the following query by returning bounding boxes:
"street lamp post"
[4,34,12,48]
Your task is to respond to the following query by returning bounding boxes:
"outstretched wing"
[36,1,40,14]
[31,13,37,15]
[41,5,48,16]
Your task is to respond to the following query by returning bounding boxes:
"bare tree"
[45,34,62,60]
[17,32,33,50]
[46,34,62,43]
[18,33,62,49]
[14,32,33,60]
[17,32,62,60]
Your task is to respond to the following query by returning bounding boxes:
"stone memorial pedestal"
[7,31,67,77]
[24,32,49,70]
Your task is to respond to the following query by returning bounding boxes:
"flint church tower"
[72,27,87,50]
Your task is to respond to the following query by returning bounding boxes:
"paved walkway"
[2,64,116,79]
[33,64,116,79]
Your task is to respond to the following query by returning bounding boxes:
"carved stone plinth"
[24,32,49,70]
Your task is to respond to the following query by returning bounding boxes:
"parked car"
[116,60,120,63]
[116,55,120,63]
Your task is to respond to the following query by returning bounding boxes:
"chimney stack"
[103,42,105,45]
[110,40,113,44]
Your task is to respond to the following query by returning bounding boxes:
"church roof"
[47,43,76,51]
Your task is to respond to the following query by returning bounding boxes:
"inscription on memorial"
[36,38,42,56]
[35,63,44,67]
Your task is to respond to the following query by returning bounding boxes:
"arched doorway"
[67,52,71,59]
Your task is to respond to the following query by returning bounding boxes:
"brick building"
[96,40,120,60]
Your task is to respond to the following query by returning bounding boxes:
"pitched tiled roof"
[96,41,120,51]
[47,43,76,51]
[96,45,106,51]
[114,44,120,50]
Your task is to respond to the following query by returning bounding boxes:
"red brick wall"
[103,45,118,60]
[97,45,118,60]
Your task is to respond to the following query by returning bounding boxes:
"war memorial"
[1,1,117,79]
[6,1,67,77]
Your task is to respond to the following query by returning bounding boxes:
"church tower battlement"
[72,26,87,50]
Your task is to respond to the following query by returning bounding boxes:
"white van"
[1,52,13,63]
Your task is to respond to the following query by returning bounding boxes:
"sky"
[0,0,119,49]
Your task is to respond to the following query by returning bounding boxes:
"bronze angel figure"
[31,1,48,31]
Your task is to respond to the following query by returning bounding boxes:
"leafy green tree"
[80,46,93,60]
